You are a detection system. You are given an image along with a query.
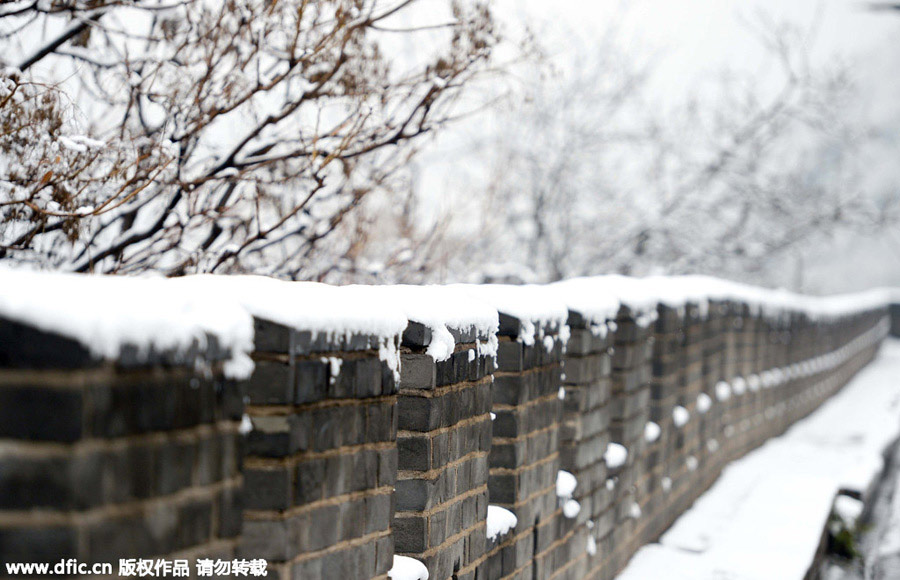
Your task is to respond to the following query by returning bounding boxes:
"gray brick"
[378,447,399,487]
[497,340,524,372]
[244,467,292,510]
[294,359,328,404]
[0,386,84,442]
[0,526,78,562]
[393,514,427,553]
[395,477,432,512]
[398,395,442,432]
[375,535,395,575]
[402,321,432,348]
[248,361,294,404]
[240,519,292,561]
[398,435,431,472]
[365,493,393,534]
[0,316,95,369]
[253,317,293,354]
[174,497,213,551]
[218,485,243,538]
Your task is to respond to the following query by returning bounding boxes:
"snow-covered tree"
[439,15,898,286]
[0,0,497,277]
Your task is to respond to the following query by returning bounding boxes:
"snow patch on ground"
[486,505,518,540]
[388,556,429,580]
[605,443,628,468]
[697,393,712,414]
[716,381,732,402]
[672,406,690,428]
[618,339,900,580]
[557,470,577,499]
[238,414,253,435]
[563,499,581,518]
[645,421,661,443]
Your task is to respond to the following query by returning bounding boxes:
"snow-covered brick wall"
[0,268,892,579]
[483,296,569,577]
[560,290,889,580]
[0,267,254,374]
[238,310,399,578]
[0,269,247,566]
[392,317,493,580]
[553,288,618,579]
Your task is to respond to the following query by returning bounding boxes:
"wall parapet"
[0,269,894,579]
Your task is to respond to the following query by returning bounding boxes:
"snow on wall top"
[174,275,409,340]
[644,275,892,320]
[362,284,500,361]
[884,286,900,305]
[175,278,498,362]
[550,275,891,323]
[0,267,890,376]
[368,284,499,336]
[450,283,570,343]
[548,276,625,324]
[0,267,255,376]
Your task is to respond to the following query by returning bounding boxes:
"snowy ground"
[617,339,900,580]
[829,436,900,580]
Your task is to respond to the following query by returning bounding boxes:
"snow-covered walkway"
[617,339,900,580]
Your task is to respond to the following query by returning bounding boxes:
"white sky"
[511,0,899,80]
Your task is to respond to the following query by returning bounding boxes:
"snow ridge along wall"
[891,300,900,337]
[0,270,893,580]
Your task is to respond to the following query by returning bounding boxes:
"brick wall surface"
[393,321,493,580]
[239,318,399,580]
[557,312,614,580]
[488,315,566,580]
[0,319,243,575]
